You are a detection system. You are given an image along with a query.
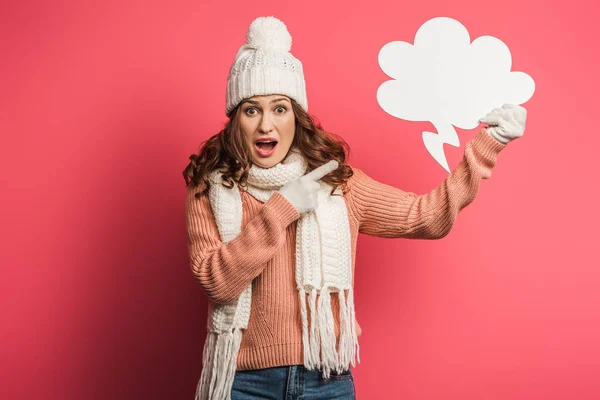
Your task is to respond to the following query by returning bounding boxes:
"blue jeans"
[231,364,356,400]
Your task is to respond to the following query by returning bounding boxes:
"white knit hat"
[225,16,308,116]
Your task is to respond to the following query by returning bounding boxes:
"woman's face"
[239,94,296,169]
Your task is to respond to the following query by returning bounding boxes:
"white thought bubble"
[377,16,535,172]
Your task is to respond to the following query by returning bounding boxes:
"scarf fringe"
[309,288,321,367]
[299,288,312,368]
[338,288,351,370]
[299,286,361,380]
[195,328,242,400]
[347,286,361,365]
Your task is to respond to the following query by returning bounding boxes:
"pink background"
[2,0,599,399]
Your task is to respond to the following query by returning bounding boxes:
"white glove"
[479,104,527,144]
[278,160,339,216]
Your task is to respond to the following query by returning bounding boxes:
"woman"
[183,16,526,400]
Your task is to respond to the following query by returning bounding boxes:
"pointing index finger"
[303,160,339,181]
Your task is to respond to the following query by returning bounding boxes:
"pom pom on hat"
[246,16,292,52]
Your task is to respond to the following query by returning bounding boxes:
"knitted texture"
[185,129,506,387]
[194,149,356,399]
[225,16,307,116]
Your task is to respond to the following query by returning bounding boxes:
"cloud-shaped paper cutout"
[377,17,535,171]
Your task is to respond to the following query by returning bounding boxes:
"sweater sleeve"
[347,128,507,239]
[185,186,300,304]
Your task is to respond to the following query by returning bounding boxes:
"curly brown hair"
[182,98,353,199]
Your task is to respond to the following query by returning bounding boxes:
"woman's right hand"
[278,160,339,216]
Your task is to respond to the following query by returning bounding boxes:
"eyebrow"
[241,97,290,106]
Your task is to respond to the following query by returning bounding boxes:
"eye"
[275,105,287,113]
[244,107,258,116]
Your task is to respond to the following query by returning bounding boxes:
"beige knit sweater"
[185,128,506,370]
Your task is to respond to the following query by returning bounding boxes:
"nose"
[258,113,274,134]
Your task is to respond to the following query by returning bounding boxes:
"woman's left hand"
[479,104,527,144]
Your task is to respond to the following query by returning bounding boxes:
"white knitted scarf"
[194,149,360,400]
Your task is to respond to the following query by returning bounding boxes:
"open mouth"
[255,140,278,156]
